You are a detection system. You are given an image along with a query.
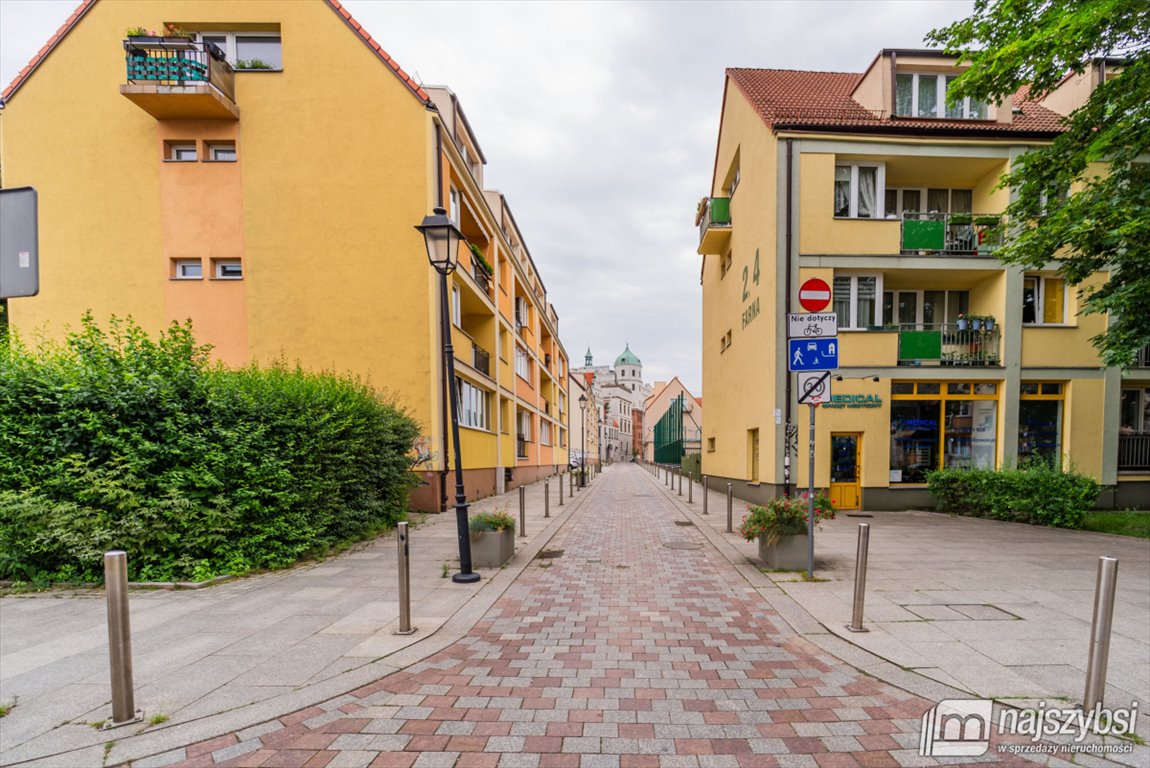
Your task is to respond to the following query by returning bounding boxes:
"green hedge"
[927,461,1099,528]
[0,315,419,584]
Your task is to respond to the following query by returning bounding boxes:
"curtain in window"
[833,276,852,329]
[1043,278,1065,323]
[902,190,921,215]
[834,167,851,217]
[858,276,877,326]
[896,74,913,116]
[945,76,964,119]
[918,75,938,117]
[951,190,973,213]
[927,188,949,214]
[857,167,877,218]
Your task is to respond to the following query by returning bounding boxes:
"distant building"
[572,345,652,462]
[644,378,704,463]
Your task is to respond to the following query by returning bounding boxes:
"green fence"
[654,394,685,465]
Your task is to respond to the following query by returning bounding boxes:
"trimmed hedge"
[927,461,1099,528]
[0,314,419,584]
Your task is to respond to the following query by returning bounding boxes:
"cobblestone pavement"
[154,465,1041,768]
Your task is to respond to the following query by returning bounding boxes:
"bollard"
[688,474,693,504]
[559,474,564,507]
[726,483,733,533]
[1083,556,1119,710]
[396,522,415,635]
[571,471,576,495]
[519,485,526,538]
[702,476,708,515]
[847,523,870,633]
[104,551,140,726]
[545,480,550,518]
[665,467,669,486]
[677,469,682,496]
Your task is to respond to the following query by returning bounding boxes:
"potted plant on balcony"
[469,243,493,277]
[969,315,983,331]
[982,315,996,332]
[469,509,516,567]
[956,313,969,331]
[738,494,836,570]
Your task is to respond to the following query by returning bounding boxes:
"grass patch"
[148,714,169,726]
[1080,510,1150,539]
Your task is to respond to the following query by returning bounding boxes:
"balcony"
[901,213,1002,256]
[696,197,732,254]
[898,323,1001,367]
[1118,432,1150,473]
[120,38,238,120]
[472,262,491,297]
[1132,345,1150,368]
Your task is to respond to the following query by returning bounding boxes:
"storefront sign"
[822,394,883,409]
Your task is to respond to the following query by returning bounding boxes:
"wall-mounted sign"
[821,394,883,409]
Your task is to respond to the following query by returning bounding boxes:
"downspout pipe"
[784,138,794,498]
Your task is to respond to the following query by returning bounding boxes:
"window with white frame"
[833,274,880,329]
[167,143,197,162]
[173,259,202,279]
[541,420,551,446]
[455,378,490,430]
[883,289,968,327]
[884,188,972,218]
[517,410,532,441]
[833,163,885,219]
[213,259,243,279]
[449,187,460,225]
[451,284,461,326]
[200,31,282,70]
[1022,275,1067,325]
[514,345,531,382]
[895,73,987,119]
[514,296,529,331]
[207,142,237,162]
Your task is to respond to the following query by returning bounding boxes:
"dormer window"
[895,73,987,119]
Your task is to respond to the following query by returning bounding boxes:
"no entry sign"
[798,278,831,313]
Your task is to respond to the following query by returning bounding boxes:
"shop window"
[833,274,880,329]
[890,381,998,483]
[1023,275,1067,325]
[1020,382,1065,466]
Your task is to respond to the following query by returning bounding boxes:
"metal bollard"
[677,469,682,496]
[665,467,669,486]
[519,485,526,538]
[688,474,693,504]
[545,480,550,518]
[726,483,733,533]
[571,471,576,495]
[104,551,140,726]
[847,524,870,633]
[1084,556,1119,710]
[702,475,709,515]
[396,522,415,635]
[559,474,564,507]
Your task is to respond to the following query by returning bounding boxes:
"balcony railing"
[1132,345,1150,368]
[124,38,236,102]
[901,213,1002,256]
[696,196,732,253]
[472,343,491,377]
[1118,432,1150,472]
[898,322,1001,366]
[472,263,491,296]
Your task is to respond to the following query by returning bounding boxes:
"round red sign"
[799,278,832,313]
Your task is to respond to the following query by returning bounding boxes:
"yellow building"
[0,0,569,511]
[698,50,1142,510]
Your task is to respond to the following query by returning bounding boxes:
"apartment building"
[698,49,1142,510]
[0,0,569,511]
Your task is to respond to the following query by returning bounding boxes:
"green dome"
[615,344,641,368]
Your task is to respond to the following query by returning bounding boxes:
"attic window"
[198,30,282,70]
[895,73,987,119]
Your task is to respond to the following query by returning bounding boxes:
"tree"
[928,0,1150,367]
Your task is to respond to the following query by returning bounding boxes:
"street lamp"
[416,207,479,584]
[578,393,587,487]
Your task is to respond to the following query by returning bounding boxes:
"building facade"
[0,0,569,511]
[698,50,1142,510]
[644,378,704,463]
[568,372,601,469]
[571,345,652,463]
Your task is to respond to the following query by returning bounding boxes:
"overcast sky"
[0,0,976,394]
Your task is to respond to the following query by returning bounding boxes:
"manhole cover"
[536,549,564,560]
[663,542,702,550]
[674,520,695,527]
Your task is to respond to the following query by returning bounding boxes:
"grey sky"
[0,0,976,394]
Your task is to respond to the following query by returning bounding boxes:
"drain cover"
[846,513,874,518]
[663,542,702,550]
[536,549,564,559]
[674,520,695,527]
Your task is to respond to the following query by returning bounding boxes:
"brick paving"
[154,465,1041,768]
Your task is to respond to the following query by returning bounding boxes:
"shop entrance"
[830,433,861,510]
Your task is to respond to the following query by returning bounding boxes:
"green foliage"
[235,59,273,70]
[927,460,1099,528]
[928,1,1150,367]
[738,494,836,545]
[1081,510,1150,538]
[469,243,494,276]
[469,509,515,535]
[0,314,419,584]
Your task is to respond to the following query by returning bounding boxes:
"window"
[514,296,529,331]
[1019,382,1064,466]
[541,420,552,446]
[449,187,460,225]
[173,259,202,279]
[719,329,732,352]
[514,346,531,382]
[1022,275,1066,324]
[167,143,197,162]
[884,187,972,217]
[895,73,986,119]
[517,410,532,441]
[720,251,733,277]
[890,381,998,483]
[834,163,884,219]
[707,437,716,452]
[455,378,490,430]
[727,166,740,197]
[451,284,461,326]
[833,274,880,329]
[882,289,968,327]
[201,32,282,70]
[207,142,237,162]
[213,260,242,279]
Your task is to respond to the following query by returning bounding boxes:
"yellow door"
[830,433,861,510]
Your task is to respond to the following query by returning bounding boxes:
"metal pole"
[545,480,550,518]
[1084,556,1119,710]
[571,471,575,495]
[519,485,526,538]
[677,468,682,496]
[807,403,816,581]
[558,473,564,507]
[688,474,693,504]
[104,551,138,726]
[703,476,708,515]
[847,523,870,633]
[665,467,669,486]
[396,522,415,635]
[726,483,733,533]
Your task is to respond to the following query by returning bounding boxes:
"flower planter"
[758,533,809,570]
[956,319,968,331]
[470,528,514,568]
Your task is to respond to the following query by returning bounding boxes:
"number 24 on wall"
[742,248,761,302]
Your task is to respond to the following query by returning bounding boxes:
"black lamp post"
[416,207,480,584]
[578,394,587,487]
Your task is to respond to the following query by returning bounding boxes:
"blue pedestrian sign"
[788,337,839,371]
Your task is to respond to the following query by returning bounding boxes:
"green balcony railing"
[898,322,1001,366]
[901,212,1002,256]
[697,196,731,248]
[124,38,236,102]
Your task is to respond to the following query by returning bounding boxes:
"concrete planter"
[758,533,809,570]
[470,528,514,568]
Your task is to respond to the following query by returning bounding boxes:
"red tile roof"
[727,67,1066,136]
[2,0,430,106]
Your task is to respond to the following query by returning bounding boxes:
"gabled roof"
[727,67,1065,137]
[2,0,429,106]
